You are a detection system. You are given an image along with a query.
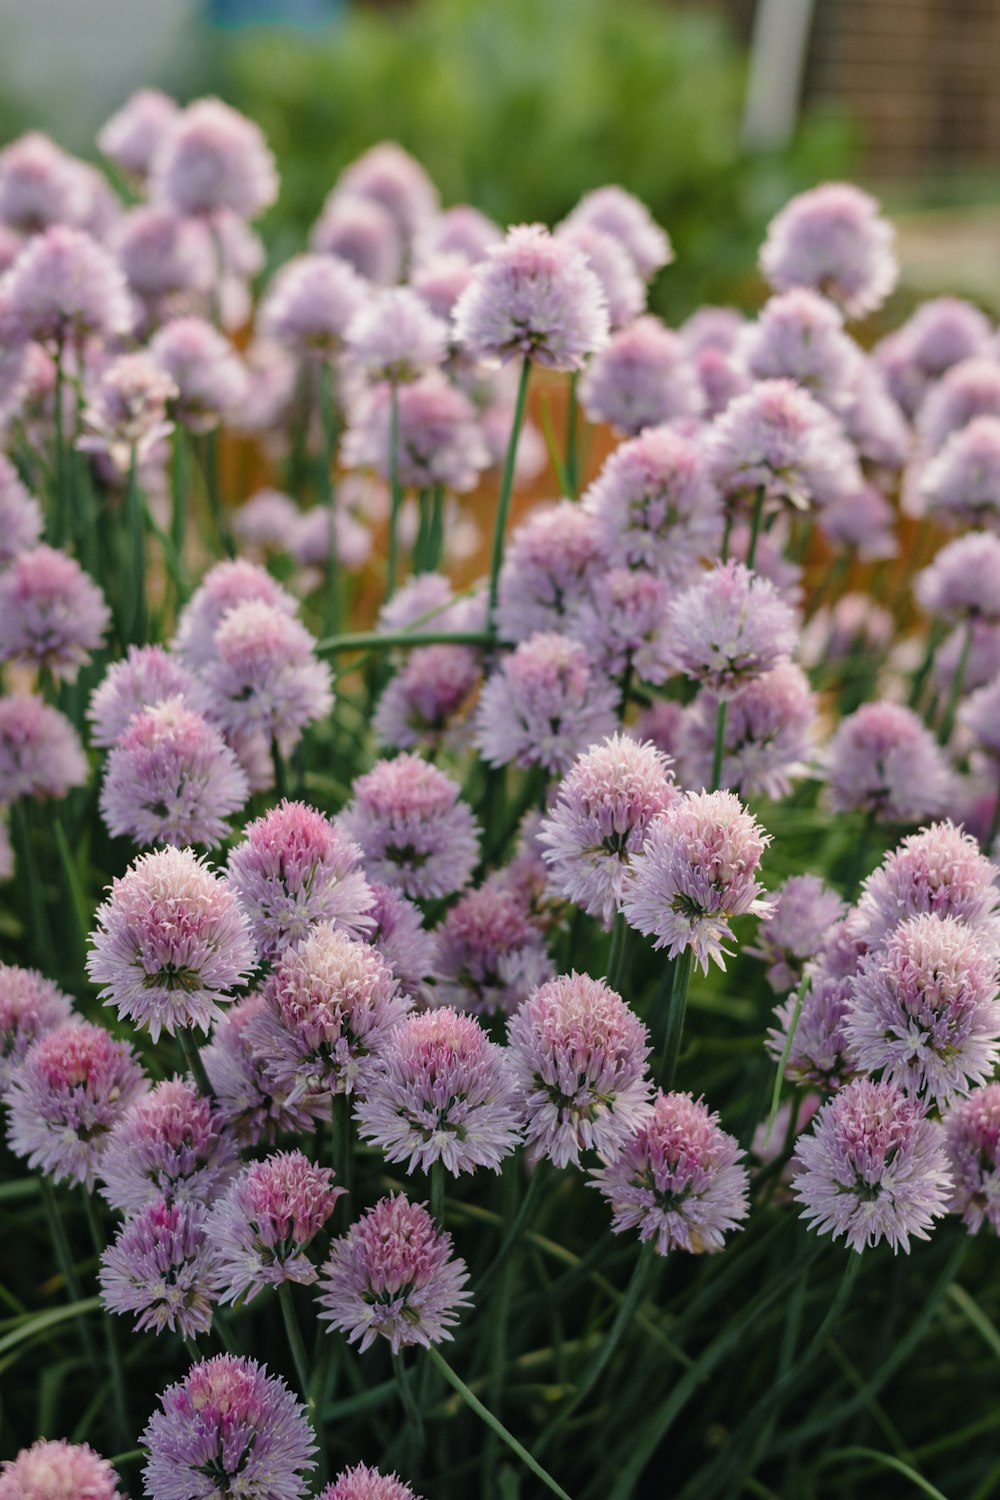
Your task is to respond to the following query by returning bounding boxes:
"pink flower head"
[932,620,1000,698]
[339,753,480,900]
[574,566,674,684]
[6,1018,146,1187]
[961,674,1000,757]
[78,351,177,472]
[0,132,92,233]
[200,599,333,751]
[356,1007,521,1175]
[249,923,409,1111]
[759,182,897,318]
[151,97,277,218]
[209,1151,344,1303]
[0,964,73,1095]
[452,222,609,371]
[174,558,298,669]
[815,484,898,561]
[915,532,1000,623]
[150,316,248,434]
[233,488,300,557]
[475,632,618,775]
[823,702,954,823]
[917,356,1000,454]
[88,644,203,749]
[260,252,369,356]
[0,224,132,347]
[877,297,992,416]
[677,662,816,801]
[0,694,88,802]
[411,251,475,326]
[318,1193,470,1352]
[767,973,859,1092]
[852,821,1000,957]
[581,424,722,581]
[578,315,702,435]
[377,570,467,636]
[0,452,42,564]
[539,733,679,927]
[666,560,798,696]
[416,204,501,265]
[0,1439,123,1500]
[590,1089,748,1254]
[345,286,447,382]
[944,1083,1000,1233]
[432,883,554,1015]
[202,993,314,1147]
[227,799,375,960]
[739,288,859,410]
[622,788,772,973]
[335,143,439,246]
[749,874,847,993]
[0,544,109,681]
[496,500,604,643]
[507,972,652,1167]
[320,1465,420,1500]
[374,644,481,753]
[680,304,745,355]
[141,1354,315,1500]
[342,372,489,490]
[920,414,1000,529]
[99,87,180,179]
[792,1078,951,1252]
[556,222,645,330]
[87,846,256,1042]
[100,1196,217,1338]
[366,881,439,997]
[562,185,673,282]
[100,695,248,849]
[114,205,215,314]
[98,1075,238,1212]
[840,362,910,471]
[311,192,403,284]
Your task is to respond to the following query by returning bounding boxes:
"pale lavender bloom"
[0,964,72,1095]
[357,1008,521,1175]
[680,306,745,355]
[6,1019,146,1188]
[475,632,618,775]
[311,192,403,284]
[259,252,369,356]
[749,874,847,992]
[202,994,314,1147]
[759,182,897,319]
[706,377,862,514]
[151,98,277,219]
[367,882,439,997]
[823,702,955,823]
[377,571,462,635]
[676,662,816,801]
[847,914,1000,1104]
[556,222,645,329]
[416,205,501,265]
[839,360,911,471]
[374,645,481,752]
[791,1079,951,1252]
[452,222,609,371]
[0,544,109,681]
[150,316,247,434]
[318,1193,470,1353]
[345,286,447,382]
[99,88,180,180]
[915,532,1000,623]
[78,351,177,471]
[693,344,753,417]
[876,297,992,417]
[335,143,439,246]
[0,694,88,802]
[432,884,554,1016]
[507,972,651,1167]
[100,1197,217,1337]
[174,558,298,669]
[99,1075,238,1212]
[666,560,798,696]
[141,1354,315,1500]
[0,132,92,233]
[0,225,132,347]
[740,288,859,410]
[209,1151,344,1303]
[411,251,476,325]
[235,337,298,432]
[579,315,702,434]
[227,799,375,960]
[87,846,255,1043]
[590,1090,748,1254]
[339,753,480,900]
[944,1083,1000,1233]
[581,424,722,581]
[0,1440,123,1500]
[291,503,373,573]
[562,185,673,282]
[342,372,488,490]
[932,619,1000,697]
[200,599,333,752]
[852,821,1000,959]
[0,453,42,564]
[247,923,409,1111]
[320,1464,420,1500]
[815,484,898,560]
[575,566,674,684]
[88,644,203,747]
[920,415,1000,529]
[813,916,870,985]
[917,357,1000,454]
[961,674,1000,756]
[767,974,859,1092]
[234,488,301,556]
[622,789,772,973]
[496,500,604,643]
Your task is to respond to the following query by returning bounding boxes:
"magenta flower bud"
[99,87,180,180]
[578,315,702,435]
[98,1075,238,1213]
[944,1083,1000,1234]
[311,192,403,284]
[0,1439,123,1500]
[666,560,798,696]
[433,883,554,1016]
[339,753,480,900]
[0,452,42,564]
[917,357,1000,454]
[562,185,673,282]
[100,1196,217,1338]
[823,701,954,824]
[260,252,369,356]
[677,662,817,802]
[320,1465,420,1500]
[342,372,489,490]
[0,694,88,802]
[0,544,109,681]
[475,632,618,775]
[749,874,846,993]
[345,286,447,382]
[150,316,247,434]
[151,97,277,219]
[0,224,132,347]
[760,181,897,318]
[0,964,73,1095]
[496,500,604,643]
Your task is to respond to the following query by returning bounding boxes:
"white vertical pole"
[742,0,817,151]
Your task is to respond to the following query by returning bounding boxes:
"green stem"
[564,370,580,497]
[430,1159,446,1227]
[745,484,766,570]
[710,696,729,792]
[170,429,187,564]
[200,429,233,557]
[82,1189,129,1450]
[271,737,290,801]
[318,361,341,633]
[40,1177,97,1367]
[125,448,146,645]
[331,1090,351,1234]
[936,619,973,746]
[413,487,432,574]
[619,659,634,723]
[762,973,811,1146]
[428,483,445,571]
[11,800,52,965]
[392,1348,425,1453]
[484,1158,519,1492]
[843,806,877,901]
[320,627,493,655]
[52,345,66,546]
[659,946,694,1090]
[387,382,402,597]
[477,1160,551,1298]
[488,356,532,631]
[178,1028,215,1099]
[606,912,629,993]
[278,1282,313,1403]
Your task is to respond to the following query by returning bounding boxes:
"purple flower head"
[581,424,722,581]
[319,1193,470,1352]
[174,558,298,669]
[706,378,862,514]
[0,545,109,681]
[814,483,898,560]
[99,1075,238,1212]
[141,1354,315,1500]
[944,1083,1000,1233]
[823,702,955,823]
[791,1078,951,1252]
[877,297,992,416]
[920,414,1000,530]
[539,733,679,927]
[578,315,702,435]
[677,662,816,802]
[556,222,645,330]
[209,1151,344,1303]
[760,182,897,318]
[6,1019,146,1187]
[562,185,673,282]
[259,251,369,357]
[320,1465,420,1500]
[0,132,92,233]
[915,532,1000,623]
[575,566,674,685]
[416,204,501,265]
[622,789,772,973]
[496,500,604,643]
[345,286,447,383]
[507,972,652,1167]
[249,924,409,1111]
[99,87,180,179]
[356,1007,521,1175]
[0,694,88,802]
[227,799,375,960]
[89,648,202,752]
[87,846,255,1042]
[666,560,798,696]
[767,974,859,1092]
[311,192,403,284]
[0,964,72,1095]
[78,351,177,471]
[680,305,745,356]
[0,453,42,564]
[961,674,1000,757]
[840,361,911,471]
[202,994,313,1147]
[100,1197,217,1338]
[452,222,609,371]
[343,372,488,490]
[114,208,215,328]
[740,288,860,411]
[200,599,333,751]
[339,753,480,900]
[0,1439,123,1500]
[932,619,1000,697]
[100,695,248,849]
[847,914,1000,1104]
[750,875,847,993]
[377,571,464,636]
[1,225,132,347]
[364,884,438,999]
[150,316,248,434]
[917,357,1000,454]
[374,644,481,754]
[590,1090,748,1254]
[411,251,476,326]
[234,488,300,557]
[475,632,619,776]
[151,97,277,219]
[852,820,1000,958]
[335,143,439,247]
[432,883,554,1015]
